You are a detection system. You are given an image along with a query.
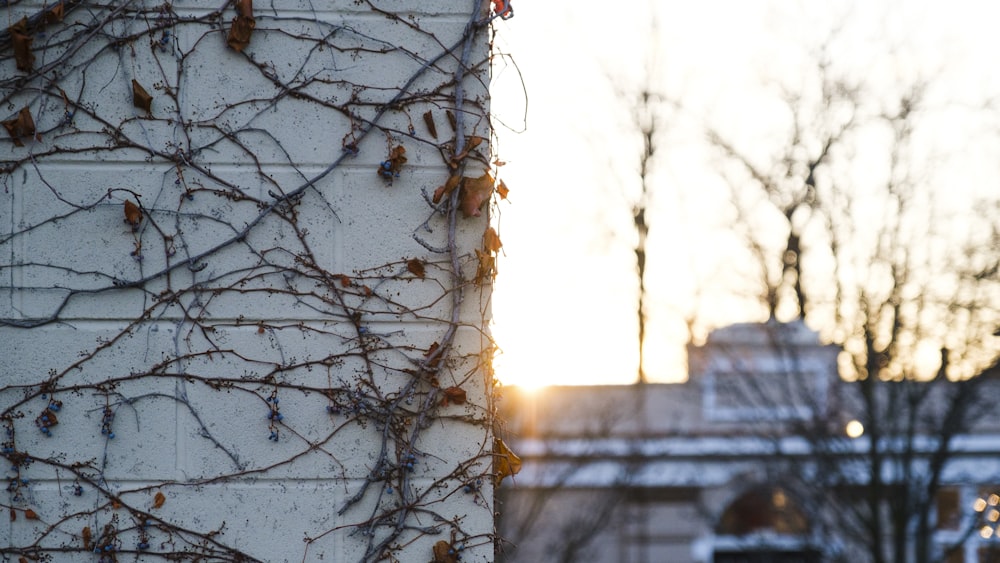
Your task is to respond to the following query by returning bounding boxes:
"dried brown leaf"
[132,79,153,113]
[406,258,426,278]
[378,145,407,179]
[3,107,36,147]
[227,10,255,52]
[466,136,484,150]
[422,110,437,139]
[44,2,65,24]
[492,0,513,17]
[424,341,441,368]
[124,200,142,228]
[24,508,38,520]
[433,174,462,204]
[449,136,486,168]
[10,18,34,72]
[474,249,495,284]
[235,0,253,16]
[494,437,522,485]
[441,386,466,406]
[459,173,494,217]
[432,540,459,563]
[432,185,447,204]
[496,179,509,200]
[483,227,502,253]
[153,490,166,509]
[391,145,406,164]
[82,526,92,549]
[36,408,58,429]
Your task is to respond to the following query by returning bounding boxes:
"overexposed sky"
[488,1,1000,388]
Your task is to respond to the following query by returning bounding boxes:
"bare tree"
[496,387,647,563]
[498,6,1000,562]
[633,87,655,384]
[693,37,1000,563]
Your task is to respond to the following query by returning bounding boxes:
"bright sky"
[488,1,1000,389]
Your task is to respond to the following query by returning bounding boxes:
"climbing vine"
[1,1,513,561]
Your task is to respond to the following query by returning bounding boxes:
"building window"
[938,487,962,531]
[692,321,835,423]
[702,371,826,422]
[936,485,1000,563]
[978,546,1000,563]
[712,487,817,563]
[717,487,809,536]
[977,490,1000,530]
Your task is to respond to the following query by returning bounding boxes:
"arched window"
[713,487,819,563]
[717,487,809,535]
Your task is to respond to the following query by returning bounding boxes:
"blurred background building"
[497,321,1000,563]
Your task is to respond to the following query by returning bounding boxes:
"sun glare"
[489,283,639,389]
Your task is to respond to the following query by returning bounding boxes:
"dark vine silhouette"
[1,1,510,561]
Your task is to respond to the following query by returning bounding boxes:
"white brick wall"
[1,1,497,561]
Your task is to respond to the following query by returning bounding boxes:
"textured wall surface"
[1,1,499,561]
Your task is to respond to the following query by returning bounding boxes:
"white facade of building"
[499,322,1000,563]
